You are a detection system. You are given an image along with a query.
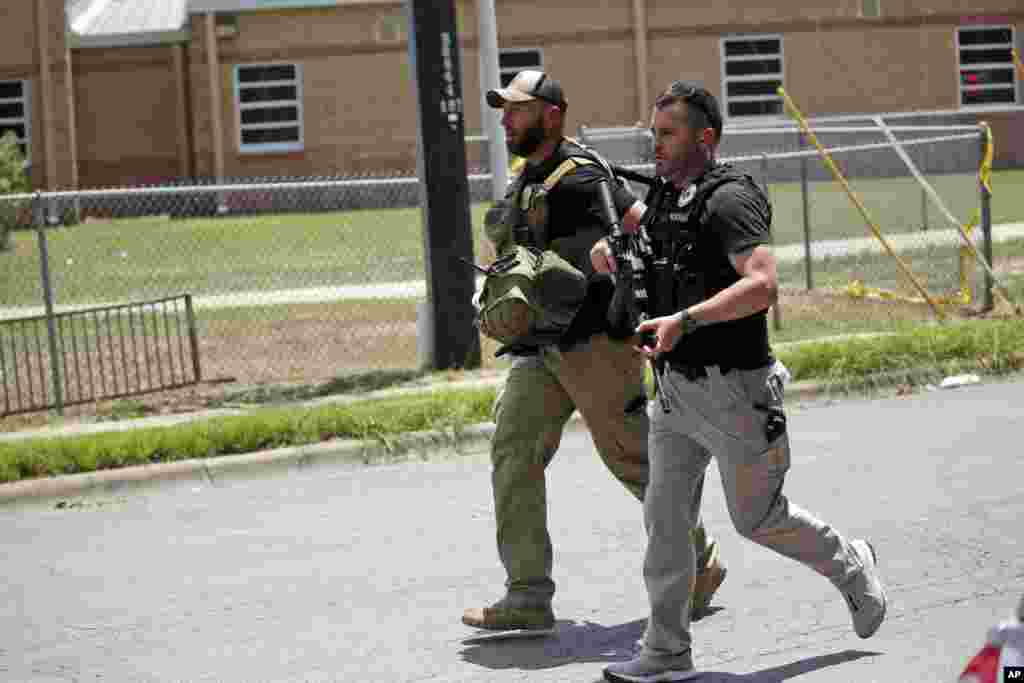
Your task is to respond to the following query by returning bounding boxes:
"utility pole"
[408,0,480,369]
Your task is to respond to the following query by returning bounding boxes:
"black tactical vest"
[644,163,774,369]
[506,138,611,250]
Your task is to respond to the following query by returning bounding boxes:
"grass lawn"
[3,316,1024,484]
[1,169,1021,307]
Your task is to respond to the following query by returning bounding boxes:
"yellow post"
[1013,48,1024,81]
[777,87,946,320]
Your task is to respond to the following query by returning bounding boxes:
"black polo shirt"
[662,176,774,371]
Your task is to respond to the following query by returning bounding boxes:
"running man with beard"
[462,70,727,634]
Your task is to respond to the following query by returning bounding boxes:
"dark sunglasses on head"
[655,81,714,125]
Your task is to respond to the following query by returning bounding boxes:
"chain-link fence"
[583,115,1004,323]
[0,177,493,408]
[0,114,1013,416]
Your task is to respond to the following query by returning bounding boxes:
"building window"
[498,48,542,87]
[0,80,29,160]
[234,63,303,154]
[720,35,784,119]
[957,26,1017,107]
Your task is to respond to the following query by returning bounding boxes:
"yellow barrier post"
[1014,48,1024,82]
[777,87,947,320]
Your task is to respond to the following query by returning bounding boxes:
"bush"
[0,131,30,251]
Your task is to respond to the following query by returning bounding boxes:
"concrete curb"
[0,421,501,505]
[0,381,828,505]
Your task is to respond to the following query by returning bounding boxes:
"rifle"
[596,174,672,414]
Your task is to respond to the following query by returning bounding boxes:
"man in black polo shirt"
[462,71,727,635]
[593,82,888,682]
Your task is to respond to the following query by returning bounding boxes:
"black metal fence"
[0,295,201,417]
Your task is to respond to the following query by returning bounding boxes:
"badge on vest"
[677,184,697,207]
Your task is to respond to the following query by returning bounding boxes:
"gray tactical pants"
[643,362,862,656]
[490,333,719,607]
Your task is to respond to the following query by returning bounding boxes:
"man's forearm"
[687,275,777,324]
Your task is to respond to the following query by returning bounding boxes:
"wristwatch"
[678,308,701,336]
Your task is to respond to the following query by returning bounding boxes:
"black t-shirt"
[516,140,636,276]
[661,174,774,370]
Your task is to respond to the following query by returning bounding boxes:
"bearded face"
[503,103,550,158]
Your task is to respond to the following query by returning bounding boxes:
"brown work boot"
[691,543,727,618]
[462,599,555,632]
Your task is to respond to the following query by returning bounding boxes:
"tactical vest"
[506,138,612,250]
[474,139,618,349]
[643,163,770,318]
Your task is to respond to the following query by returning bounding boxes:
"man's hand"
[590,238,617,274]
[634,312,685,358]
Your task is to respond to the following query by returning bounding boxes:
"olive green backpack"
[475,245,587,348]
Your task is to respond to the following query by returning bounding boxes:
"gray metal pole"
[35,194,63,416]
[979,129,994,312]
[761,153,781,331]
[799,134,813,291]
[186,294,202,382]
[921,186,929,231]
[477,0,508,200]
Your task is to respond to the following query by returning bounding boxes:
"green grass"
[765,169,1024,245]
[0,387,495,483]
[2,317,1023,484]
[1,169,1021,307]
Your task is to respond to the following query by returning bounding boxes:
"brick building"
[1,0,1021,190]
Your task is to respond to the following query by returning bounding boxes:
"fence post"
[799,133,813,291]
[185,294,202,382]
[920,186,929,231]
[761,153,782,332]
[979,128,994,312]
[35,192,63,416]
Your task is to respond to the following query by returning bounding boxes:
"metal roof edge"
[69,29,192,49]
[187,0,400,13]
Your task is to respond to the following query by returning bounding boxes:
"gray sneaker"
[603,651,700,682]
[842,539,887,639]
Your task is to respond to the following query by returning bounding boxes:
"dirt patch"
[1,308,504,433]
[0,287,1009,434]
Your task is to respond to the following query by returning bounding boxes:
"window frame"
[956,25,1018,109]
[0,79,31,164]
[498,48,544,87]
[234,62,304,155]
[719,33,786,122]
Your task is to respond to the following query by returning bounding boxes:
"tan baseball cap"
[486,70,567,111]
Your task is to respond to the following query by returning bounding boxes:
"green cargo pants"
[490,333,717,606]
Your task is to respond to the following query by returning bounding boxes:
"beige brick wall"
[0,2,39,74]
[36,0,74,189]
[15,0,1018,186]
[783,24,957,116]
[647,33,723,114]
[73,47,183,187]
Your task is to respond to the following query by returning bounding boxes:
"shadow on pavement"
[458,618,646,670]
[459,618,881,680]
[699,650,885,682]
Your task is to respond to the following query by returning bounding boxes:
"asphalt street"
[2,379,1022,682]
